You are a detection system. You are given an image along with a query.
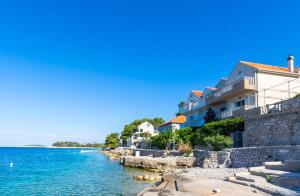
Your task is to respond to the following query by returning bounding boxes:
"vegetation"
[52,141,102,148]
[178,101,185,108]
[203,134,233,151]
[120,117,165,145]
[176,127,194,145]
[194,117,244,150]
[151,131,175,150]
[104,132,120,149]
[204,108,217,124]
[178,143,193,156]
[295,93,300,98]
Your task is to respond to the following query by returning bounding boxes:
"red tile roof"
[159,115,186,127]
[241,61,290,73]
[192,90,203,97]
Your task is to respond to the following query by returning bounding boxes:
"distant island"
[52,141,103,148]
[24,144,47,147]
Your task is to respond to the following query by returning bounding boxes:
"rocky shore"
[120,155,195,173]
[99,148,133,160]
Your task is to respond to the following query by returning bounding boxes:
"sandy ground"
[141,176,270,196]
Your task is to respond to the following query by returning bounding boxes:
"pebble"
[213,189,221,193]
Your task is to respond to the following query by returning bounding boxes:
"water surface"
[0,147,152,195]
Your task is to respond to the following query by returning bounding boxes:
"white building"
[179,55,300,125]
[127,121,157,148]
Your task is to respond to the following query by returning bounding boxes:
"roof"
[240,61,291,73]
[159,115,186,127]
[192,90,203,97]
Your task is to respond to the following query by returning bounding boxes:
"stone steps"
[228,178,297,196]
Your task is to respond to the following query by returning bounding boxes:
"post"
[263,89,266,106]
[288,81,291,98]
[171,124,176,151]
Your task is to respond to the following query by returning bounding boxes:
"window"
[140,129,143,132]
[235,99,245,107]
[220,107,226,112]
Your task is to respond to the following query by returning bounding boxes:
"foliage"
[194,117,244,150]
[295,93,300,98]
[176,127,194,144]
[265,174,272,183]
[203,134,233,151]
[178,101,185,108]
[151,131,175,150]
[200,117,244,136]
[204,108,217,124]
[52,141,103,148]
[104,132,120,149]
[120,117,165,145]
[178,143,193,156]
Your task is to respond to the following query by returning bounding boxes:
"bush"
[176,127,194,144]
[178,143,193,156]
[203,134,233,151]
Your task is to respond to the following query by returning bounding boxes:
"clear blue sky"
[1,0,300,146]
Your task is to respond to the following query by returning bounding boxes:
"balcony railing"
[206,77,255,106]
[220,105,256,119]
[179,99,206,114]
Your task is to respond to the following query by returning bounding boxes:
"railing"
[179,98,206,113]
[211,76,255,99]
[221,105,256,119]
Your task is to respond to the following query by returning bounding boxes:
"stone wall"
[229,145,300,168]
[242,97,300,147]
[194,145,300,168]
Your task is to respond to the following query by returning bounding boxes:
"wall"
[243,97,300,147]
[194,145,300,168]
[257,72,300,107]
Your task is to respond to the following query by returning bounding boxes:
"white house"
[178,55,300,125]
[127,121,157,148]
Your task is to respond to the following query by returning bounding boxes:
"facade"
[178,90,206,128]
[178,55,300,126]
[158,115,186,133]
[127,121,157,148]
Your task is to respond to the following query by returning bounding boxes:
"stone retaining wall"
[120,155,196,172]
[243,97,300,147]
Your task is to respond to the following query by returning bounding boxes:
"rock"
[134,175,144,180]
[143,174,150,181]
[252,189,258,193]
[212,189,221,193]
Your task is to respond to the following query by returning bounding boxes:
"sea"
[0,147,153,196]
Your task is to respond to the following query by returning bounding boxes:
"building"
[127,121,157,148]
[178,55,300,126]
[178,90,206,127]
[158,115,186,133]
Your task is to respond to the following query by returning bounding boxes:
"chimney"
[288,55,295,72]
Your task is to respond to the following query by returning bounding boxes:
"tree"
[104,132,120,149]
[178,101,185,108]
[120,117,165,145]
[204,108,217,124]
[158,131,175,150]
[176,127,194,145]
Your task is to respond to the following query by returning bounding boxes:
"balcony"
[178,99,206,114]
[220,105,256,119]
[206,77,255,106]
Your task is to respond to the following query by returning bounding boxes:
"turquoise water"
[0,147,152,195]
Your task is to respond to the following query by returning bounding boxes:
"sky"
[1,0,300,146]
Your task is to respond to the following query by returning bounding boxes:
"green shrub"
[203,134,233,151]
[178,143,193,156]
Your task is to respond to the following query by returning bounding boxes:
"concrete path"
[140,176,269,196]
